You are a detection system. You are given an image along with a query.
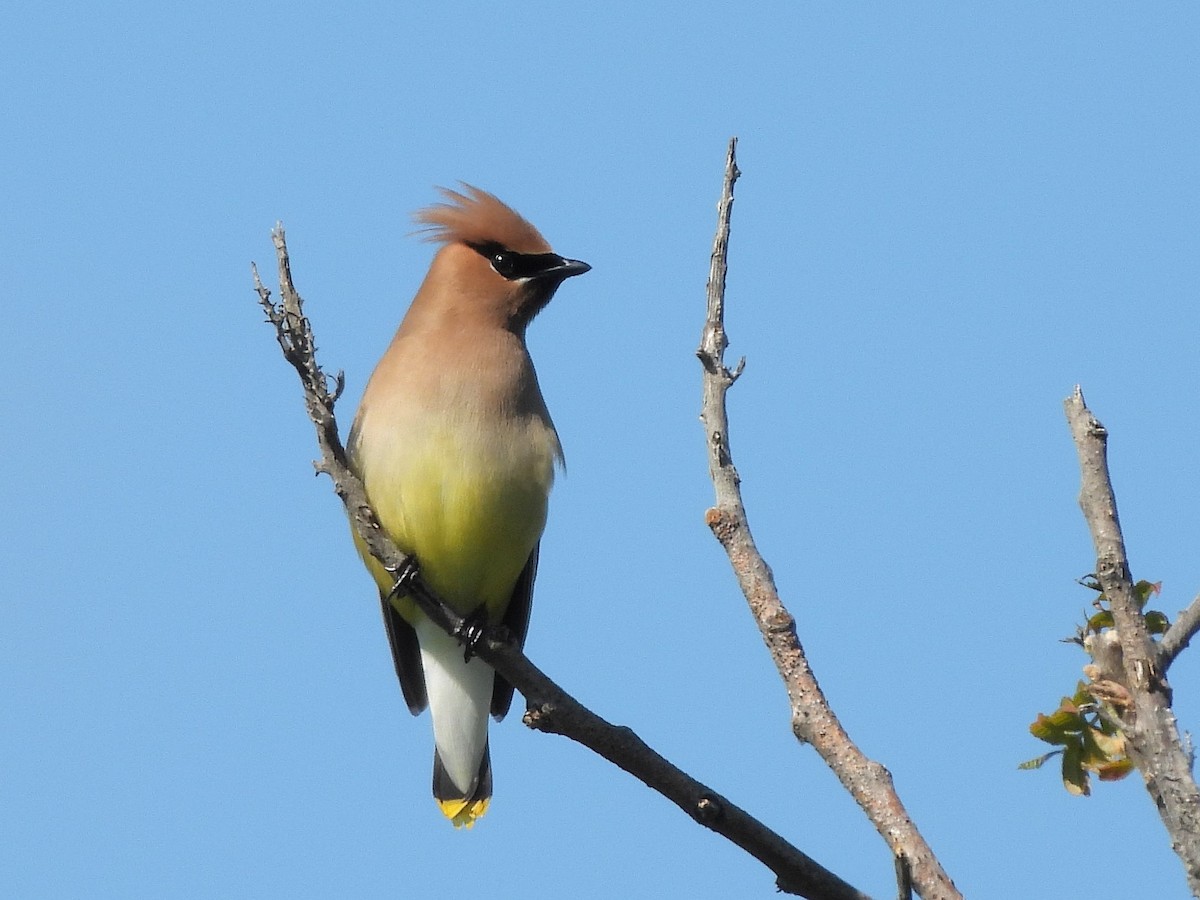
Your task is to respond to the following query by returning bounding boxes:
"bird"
[346,185,590,827]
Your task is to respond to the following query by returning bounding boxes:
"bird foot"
[454,605,489,662]
[384,556,421,603]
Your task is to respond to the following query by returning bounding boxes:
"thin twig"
[255,224,870,900]
[1160,593,1200,672]
[696,138,961,900]
[894,854,913,900]
[1064,385,1200,894]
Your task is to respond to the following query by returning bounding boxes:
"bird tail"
[433,743,492,828]
[415,617,495,828]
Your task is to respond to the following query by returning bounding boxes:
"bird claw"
[384,556,421,603]
[455,606,489,662]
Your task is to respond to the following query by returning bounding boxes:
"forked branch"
[1064,386,1200,894]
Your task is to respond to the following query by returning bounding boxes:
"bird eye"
[490,251,517,278]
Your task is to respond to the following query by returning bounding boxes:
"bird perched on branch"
[347,185,590,827]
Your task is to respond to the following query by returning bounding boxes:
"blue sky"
[3,3,1199,898]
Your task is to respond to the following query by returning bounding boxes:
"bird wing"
[490,542,539,720]
[380,596,428,714]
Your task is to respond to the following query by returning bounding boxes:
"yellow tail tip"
[437,796,491,829]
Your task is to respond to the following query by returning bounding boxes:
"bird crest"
[414,184,552,255]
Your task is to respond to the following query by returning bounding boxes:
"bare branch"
[255,226,869,900]
[1064,385,1200,893]
[696,138,961,900]
[1161,592,1200,672]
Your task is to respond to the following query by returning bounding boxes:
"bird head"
[413,185,590,331]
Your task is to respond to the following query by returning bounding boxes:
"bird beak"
[547,256,591,279]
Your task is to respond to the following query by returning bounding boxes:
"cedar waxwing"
[347,186,589,827]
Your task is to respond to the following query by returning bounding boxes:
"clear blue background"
[3,3,1198,898]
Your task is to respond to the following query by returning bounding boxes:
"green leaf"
[1069,683,1095,707]
[1030,708,1084,745]
[1087,610,1114,633]
[1080,724,1124,768]
[1062,741,1090,796]
[1145,610,1170,635]
[1018,751,1062,771]
[1134,580,1162,611]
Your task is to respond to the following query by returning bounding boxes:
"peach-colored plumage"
[415,184,552,254]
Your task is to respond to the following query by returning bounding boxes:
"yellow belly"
[353,417,556,622]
